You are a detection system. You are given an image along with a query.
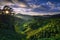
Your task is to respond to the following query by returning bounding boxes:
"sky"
[0,0,60,16]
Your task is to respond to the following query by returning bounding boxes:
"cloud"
[11,1,60,15]
[0,0,30,7]
[0,0,60,16]
[29,1,60,13]
[13,7,32,14]
[12,7,60,16]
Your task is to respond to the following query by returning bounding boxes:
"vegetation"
[15,14,60,40]
[0,6,60,40]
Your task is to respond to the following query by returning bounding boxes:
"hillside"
[1,5,60,40]
[14,14,60,40]
[0,14,27,40]
[0,12,60,40]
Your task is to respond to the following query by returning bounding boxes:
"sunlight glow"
[5,11,9,14]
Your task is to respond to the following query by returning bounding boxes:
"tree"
[0,5,15,31]
[2,5,15,15]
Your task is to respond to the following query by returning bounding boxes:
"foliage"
[0,7,60,40]
[15,15,60,40]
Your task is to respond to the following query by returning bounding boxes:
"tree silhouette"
[0,5,15,31]
[0,5,25,40]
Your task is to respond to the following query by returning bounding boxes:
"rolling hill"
[0,13,60,40]
[15,13,60,40]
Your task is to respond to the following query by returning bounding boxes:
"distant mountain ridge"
[15,13,60,19]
